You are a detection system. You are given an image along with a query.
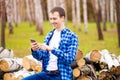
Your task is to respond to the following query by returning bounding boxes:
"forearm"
[31,50,43,60]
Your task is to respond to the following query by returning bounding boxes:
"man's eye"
[53,18,57,20]
[49,18,52,20]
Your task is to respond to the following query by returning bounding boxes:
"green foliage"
[5,21,120,58]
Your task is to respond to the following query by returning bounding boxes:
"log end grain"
[0,59,9,71]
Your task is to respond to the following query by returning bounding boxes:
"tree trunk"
[47,0,54,15]
[115,0,120,47]
[13,0,18,27]
[83,0,88,33]
[110,0,114,28]
[34,0,43,35]
[72,0,76,28]
[100,0,107,31]
[92,0,104,40]
[26,0,32,26]
[0,0,6,48]
[5,0,14,34]
[76,0,81,31]
[106,0,110,22]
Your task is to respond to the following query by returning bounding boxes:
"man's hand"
[31,42,52,51]
[31,42,40,51]
[40,43,53,51]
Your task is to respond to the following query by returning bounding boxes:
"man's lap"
[22,71,61,80]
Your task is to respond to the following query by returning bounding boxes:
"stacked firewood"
[84,49,120,80]
[72,49,120,80]
[1,47,120,80]
[71,49,97,80]
[0,47,42,80]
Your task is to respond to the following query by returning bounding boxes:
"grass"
[3,21,120,58]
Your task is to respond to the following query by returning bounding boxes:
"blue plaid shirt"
[32,27,78,80]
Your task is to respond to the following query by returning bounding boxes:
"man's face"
[49,12,64,29]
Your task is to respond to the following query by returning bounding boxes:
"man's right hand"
[31,42,40,51]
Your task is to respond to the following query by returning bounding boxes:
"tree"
[26,0,32,26]
[83,0,88,33]
[76,0,81,31]
[100,0,107,31]
[115,0,120,47]
[34,0,43,35]
[106,0,110,22]
[0,0,6,48]
[72,0,76,27]
[47,0,54,16]
[92,0,104,40]
[110,0,114,28]
[5,0,14,34]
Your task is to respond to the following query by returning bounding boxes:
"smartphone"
[30,39,36,43]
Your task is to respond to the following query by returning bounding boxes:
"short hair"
[50,7,65,18]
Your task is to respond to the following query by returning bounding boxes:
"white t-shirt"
[46,30,61,71]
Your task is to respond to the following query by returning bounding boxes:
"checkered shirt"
[32,27,78,80]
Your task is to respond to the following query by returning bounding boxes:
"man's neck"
[56,24,65,31]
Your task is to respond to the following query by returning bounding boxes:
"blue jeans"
[22,71,61,80]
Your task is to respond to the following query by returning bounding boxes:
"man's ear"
[61,16,65,21]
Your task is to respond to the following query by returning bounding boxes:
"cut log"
[75,49,83,61]
[85,50,101,62]
[101,49,117,69]
[22,55,42,70]
[4,73,14,80]
[116,66,120,76]
[0,49,14,59]
[77,58,85,67]
[110,54,120,67]
[117,56,120,63]
[4,68,35,80]
[100,62,108,69]
[110,65,120,76]
[71,58,85,69]
[90,50,101,62]
[31,64,42,73]
[73,67,81,78]
[0,58,23,72]
[73,64,92,78]
[99,69,113,80]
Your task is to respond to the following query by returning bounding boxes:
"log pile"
[0,47,120,80]
[84,49,120,80]
[0,47,42,80]
[72,49,120,80]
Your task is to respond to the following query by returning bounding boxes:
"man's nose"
[50,19,54,23]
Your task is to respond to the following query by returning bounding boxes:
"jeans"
[22,71,61,80]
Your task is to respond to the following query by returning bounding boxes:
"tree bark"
[83,0,88,33]
[72,0,76,28]
[76,0,81,31]
[115,0,120,47]
[91,0,104,40]
[100,0,107,31]
[0,0,6,48]
[34,0,43,35]
[5,0,14,34]
[110,0,114,28]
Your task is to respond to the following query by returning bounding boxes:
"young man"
[22,7,78,80]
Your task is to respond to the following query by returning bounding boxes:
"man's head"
[49,7,66,30]
[50,7,65,18]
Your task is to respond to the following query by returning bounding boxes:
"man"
[22,7,78,80]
